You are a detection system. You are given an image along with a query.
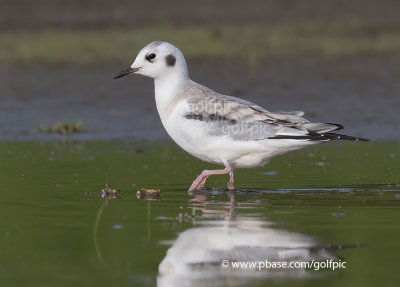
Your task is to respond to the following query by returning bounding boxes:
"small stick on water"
[136,189,161,200]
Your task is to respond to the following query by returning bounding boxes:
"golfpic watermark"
[185,96,295,139]
[221,259,347,271]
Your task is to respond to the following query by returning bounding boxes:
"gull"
[114,41,368,191]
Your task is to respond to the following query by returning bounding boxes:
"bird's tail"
[310,132,369,141]
[270,122,370,141]
[271,133,369,141]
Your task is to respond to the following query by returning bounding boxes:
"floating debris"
[101,184,120,200]
[136,188,161,200]
[84,185,120,199]
[38,121,84,135]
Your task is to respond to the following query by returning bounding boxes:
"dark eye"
[146,53,156,62]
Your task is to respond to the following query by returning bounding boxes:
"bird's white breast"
[156,97,289,168]
[154,80,316,169]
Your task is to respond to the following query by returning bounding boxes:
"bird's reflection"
[157,191,338,287]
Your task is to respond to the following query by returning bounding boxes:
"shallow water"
[0,141,399,287]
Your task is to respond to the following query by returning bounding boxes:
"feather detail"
[181,82,368,142]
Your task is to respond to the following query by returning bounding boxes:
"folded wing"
[182,83,368,142]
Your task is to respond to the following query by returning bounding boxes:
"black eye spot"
[146,53,156,62]
[166,54,176,67]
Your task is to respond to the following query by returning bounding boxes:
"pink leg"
[228,171,235,190]
[188,164,231,191]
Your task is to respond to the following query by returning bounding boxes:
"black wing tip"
[270,133,370,142]
[324,133,370,142]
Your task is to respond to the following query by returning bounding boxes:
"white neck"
[154,67,189,119]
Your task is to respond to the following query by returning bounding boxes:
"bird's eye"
[146,53,156,62]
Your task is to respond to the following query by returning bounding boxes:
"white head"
[114,41,189,80]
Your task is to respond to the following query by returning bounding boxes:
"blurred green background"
[1,0,400,65]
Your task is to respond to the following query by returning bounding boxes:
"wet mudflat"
[0,140,399,287]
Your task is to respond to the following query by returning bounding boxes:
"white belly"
[161,110,315,168]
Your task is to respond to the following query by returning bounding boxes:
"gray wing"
[182,83,343,141]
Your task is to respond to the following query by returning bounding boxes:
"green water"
[0,141,399,287]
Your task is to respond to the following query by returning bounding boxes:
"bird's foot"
[227,180,234,191]
[227,172,235,191]
[188,171,210,191]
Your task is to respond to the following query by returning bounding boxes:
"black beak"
[113,67,140,79]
